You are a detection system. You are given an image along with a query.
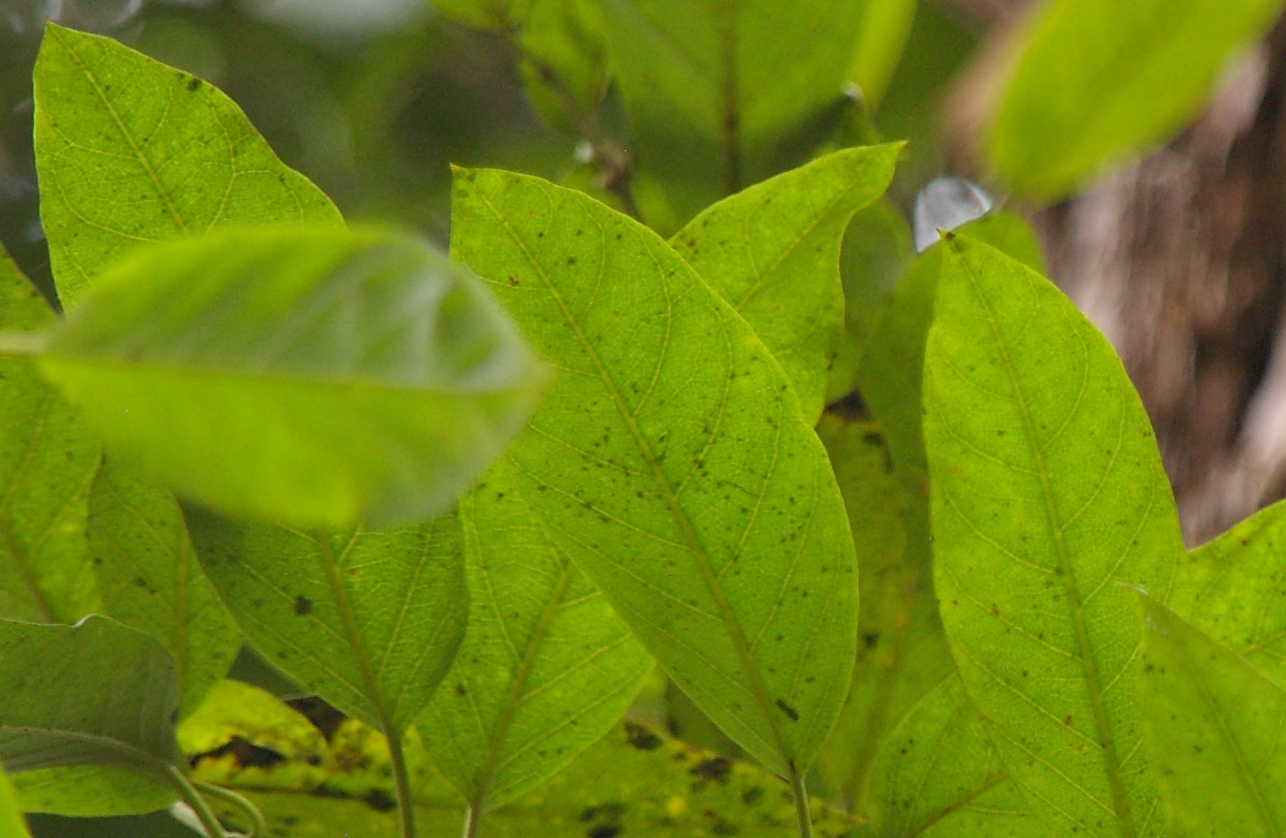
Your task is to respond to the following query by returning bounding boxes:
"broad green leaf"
[849,0,917,111]
[813,415,952,812]
[1171,498,1286,684]
[12,765,175,817]
[39,225,548,529]
[34,23,342,305]
[432,0,533,29]
[178,680,327,765]
[88,462,240,717]
[923,234,1182,834]
[860,212,1044,481]
[450,168,859,780]
[0,616,180,815]
[598,0,867,230]
[0,769,31,838]
[417,468,652,812]
[827,200,914,405]
[988,0,1286,199]
[519,0,613,134]
[670,144,902,423]
[1138,595,1286,837]
[0,248,100,624]
[194,714,858,837]
[859,674,1040,837]
[190,513,468,739]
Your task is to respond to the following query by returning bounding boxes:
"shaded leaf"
[922,234,1181,834]
[191,513,468,739]
[671,144,902,423]
[432,0,533,29]
[33,23,342,305]
[1171,498,1286,684]
[177,680,327,765]
[859,674,1040,837]
[1138,595,1286,837]
[598,0,867,230]
[988,0,1286,199]
[0,247,100,625]
[518,0,613,133]
[88,462,240,717]
[39,225,548,529]
[417,471,652,812]
[11,765,175,818]
[449,167,858,781]
[849,0,918,111]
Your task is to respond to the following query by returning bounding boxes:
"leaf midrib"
[951,241,1135,835]
[468,183,796,777]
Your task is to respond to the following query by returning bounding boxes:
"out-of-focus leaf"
[519,0,612,133]
[599,0,867,231]
[39,225,548,529]
[194,714,858,837]
[1138,595,1286,837]
[12,766,176,818]
[417,476,652,812]
[177,680,327,765]
[826,200,914,405]
[0,616,179,816]
[813,415,952,812]
[0,247,100,624]
[671,144,901,423]
[88,462,240,717]
[849,0,917,111]
[858,674,1040,837]
[450,168,858,782]
[0,769,31,838]
[33,23,342,305]
[191,513,467,759]
[859,212,1043,481]
[988,0,1286,199]
[432,0,533,29]
[1171,498,1286,684]
[923,234,1181,834]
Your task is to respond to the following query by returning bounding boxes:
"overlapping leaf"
[1138,595,1286,837]
[178,680,326,765]
[598,0,867,230]
[38,225,547,528]
[450,168,858,782]
[0,248,100,624]
[670,144,901,422]
[0,768,30,838]
[417,466,652,813]
[33,23,342,304]
[922,234,1182,834]
[849,0,918,111]
[988,0,1286,199]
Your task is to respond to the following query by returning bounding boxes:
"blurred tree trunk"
[946,5,1286,545]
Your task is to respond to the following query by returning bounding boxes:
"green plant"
[2,2,1286,837]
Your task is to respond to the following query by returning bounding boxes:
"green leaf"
[88,462,240,717]
[598,0,868,230]
[0,616,179,815]
[988,0,1286,199]
[417,467,653,812]
[848,0,917,111]
[0,248,100,625]
[1138,595,1286,837]
[670,144,901,423]
[923,234,1182,834]
[0,769,31,838]
[190,513,468,739]
[450,168,858,781]
[34,23,342,305]
[859,674,1040,837]
[432,0,533,29]
[38,225,548,529]
[518,0,613,133]
[859,212,1044,481]
[177,680,327,765]
[12,766,175,817]
[812,415,952,813]
[194,714,858,837]
[1171,499,1286,685]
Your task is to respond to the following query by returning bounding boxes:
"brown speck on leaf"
[294,595,312,616]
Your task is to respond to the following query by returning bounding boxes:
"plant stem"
[461,804,481,838]
[192,780,265,838]
[791,768,814,838]
[165,765,226,838]
[387,730,418,838]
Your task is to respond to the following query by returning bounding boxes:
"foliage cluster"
[2,2,1286,837]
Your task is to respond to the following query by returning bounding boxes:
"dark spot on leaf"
[187,77,202,92]
[690,757,732,783]
[294,596,312,616]
[775,699,799,721]
[862,632,880,649]
[587,827,620,838]
[366,789,396,812]
[741,785,763,804]
[712,820,739,835]
[1063,715,1073,726]
[134,576,148,588]
[191,736,284,769]
[624,721,662,750]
